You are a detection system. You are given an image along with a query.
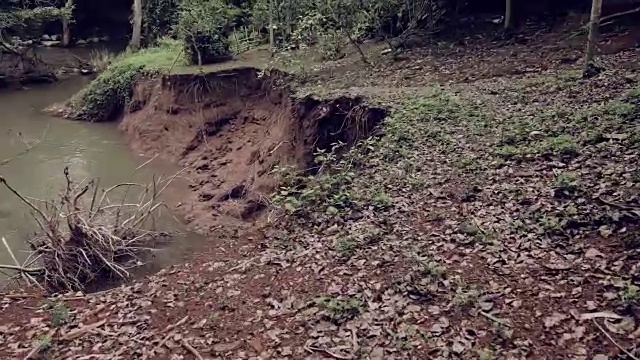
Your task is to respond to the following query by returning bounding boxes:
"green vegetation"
[43,300,70,327]
[622,283,640,305]
[66,39,183,122]
[315,295,363,323]
[175,0,237,65]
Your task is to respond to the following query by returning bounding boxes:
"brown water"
[0,77,201,285]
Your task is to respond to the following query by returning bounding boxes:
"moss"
[66,39,183,122]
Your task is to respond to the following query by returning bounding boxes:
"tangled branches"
[0,166,178,293]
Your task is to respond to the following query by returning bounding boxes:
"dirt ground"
[1,18,640,360]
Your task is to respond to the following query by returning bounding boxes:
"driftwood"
[0,165,182,293]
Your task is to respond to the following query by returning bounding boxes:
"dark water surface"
[0,77,202,286]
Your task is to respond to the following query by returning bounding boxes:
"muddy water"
[0,77,201,285]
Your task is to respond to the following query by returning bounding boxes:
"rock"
[80,69,94,76]
[41,34,51,41]
[41,40,61,47]
[529,130,545,139]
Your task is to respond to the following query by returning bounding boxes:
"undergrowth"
[271,90,484,217]
[66,38,184,122]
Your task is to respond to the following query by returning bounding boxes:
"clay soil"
[120,67,386,234]
[1,17,640,360]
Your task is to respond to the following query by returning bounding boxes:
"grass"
[67,38,185,122]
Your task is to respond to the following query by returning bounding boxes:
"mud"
[119,67,386,234]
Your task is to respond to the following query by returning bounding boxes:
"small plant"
[478,348,494,360]
[553,172,579,198]
[628,86,640,101]
[418,258,445,279]
[315,296,363,323]
[45,300,70,327]
[318,30,345,61]
[334,236,358,258]
[539,215,562,234]
[371,188,392,209]
[36,334,52,351]
[545,135,579,156]
[622,283,640,305]
[600,100,636,119]
[495,145,518,159]
[452,285,480,307]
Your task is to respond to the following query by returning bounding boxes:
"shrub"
[318,30,345,60]
[175,0,237,65]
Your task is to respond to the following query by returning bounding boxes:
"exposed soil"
[1,18,640,360]
[120,67,386,234]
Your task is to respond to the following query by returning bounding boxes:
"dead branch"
[592,319,639,360]
[181,339,203,360]
[600,6,640,24]
[61,320,107,341]
[0,168,179,293]
[0,126,49,167]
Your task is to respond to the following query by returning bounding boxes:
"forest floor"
[2,19,640,360]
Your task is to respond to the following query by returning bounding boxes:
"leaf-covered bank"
[1,24,640,359]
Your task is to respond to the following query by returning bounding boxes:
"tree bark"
[130,0,143,51]
[584,0,603,70]
[61,0,73,47]
[268,0,275,51]
[504,0,512,29]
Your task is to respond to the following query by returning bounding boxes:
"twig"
[600,6,640,24]
[480,311,510,327]
[597,196,640,211]
[1,126,48,167]
[61,319,107,341]
[181,339,204,360]
[304,345,354,359]
[2,236,29,284]
[0,177,49,222]
[592,319,639,360]
[0,264,44,273]
[152,316,190,354]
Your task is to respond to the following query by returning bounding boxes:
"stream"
[0,76,202,286]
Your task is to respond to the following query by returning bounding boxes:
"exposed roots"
[0,166,180,293]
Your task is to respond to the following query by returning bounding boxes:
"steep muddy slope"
[120,68,386,233]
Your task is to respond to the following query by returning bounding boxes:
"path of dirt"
[1,19,640,360]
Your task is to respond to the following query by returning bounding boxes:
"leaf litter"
[2,25,640,359]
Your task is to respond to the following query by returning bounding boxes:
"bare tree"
[130,0,143,50]
[584,0,603,72]
[504,0,512,29]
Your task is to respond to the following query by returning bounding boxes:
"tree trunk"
[584,0,603,70]
[504,0,512,29]
[61,0,73,47]
[130,0,143,51]
[268,0,275,51]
